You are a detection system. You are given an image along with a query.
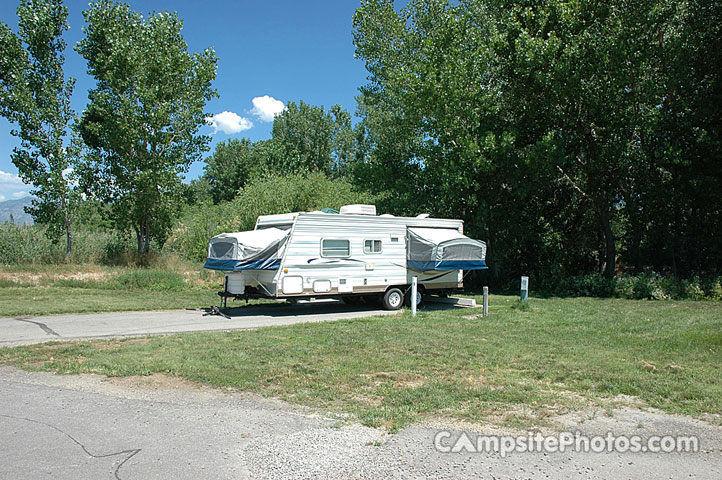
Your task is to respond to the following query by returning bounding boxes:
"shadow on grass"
[209,297,466,318]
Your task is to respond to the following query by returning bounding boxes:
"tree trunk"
[61,197,72,260]
[596,202,616,278]
[135,227,142,254]
[135,221,151,255]
[143,223,150,254]
[65,215,72,260]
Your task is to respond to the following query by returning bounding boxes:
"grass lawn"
[1,295,720,431]
[0,264,224,316]
[0,286,220,316]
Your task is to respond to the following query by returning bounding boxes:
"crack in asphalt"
[0,414,141,480]
[12,318,60,337]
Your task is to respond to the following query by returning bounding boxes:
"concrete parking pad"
[0,301,398,347]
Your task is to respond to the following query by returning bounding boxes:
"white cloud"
[0,170,30,202]
[251,95,285,122]
[0,170,24,185]
[205,111,254,134]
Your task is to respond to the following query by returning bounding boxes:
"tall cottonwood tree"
[76,0,217,254]
[485,0,663,277]
[203,138,258,204]
[0,0,79,258]
[353,0,666,279]
[270,101,355,176]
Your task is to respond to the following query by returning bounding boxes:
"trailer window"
[210,241,235,259]
[321,239,350,257]
[364,239,382,254]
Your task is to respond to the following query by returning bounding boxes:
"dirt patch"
[0,273,43,284]
[104,372,210,392]
[93,337,151,350]
[359,371,427,388]
[30,342,81,350]
[351,393,383,408]
[60,271,108,282]
[0,270,109,285]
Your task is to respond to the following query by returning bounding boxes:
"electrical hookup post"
[521,276,529,302]
[482,286,489,317]
[411,276,418,317]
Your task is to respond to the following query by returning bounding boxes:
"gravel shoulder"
[1,366,720,479]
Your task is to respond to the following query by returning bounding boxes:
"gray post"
[521,276,529,302]
[411,276,418,317]
[483,286,488,317]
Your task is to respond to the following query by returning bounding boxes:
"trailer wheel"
[382,288,404,310]
[405,286,424,308]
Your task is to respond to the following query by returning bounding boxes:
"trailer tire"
[405,286,424,308]
[382,288,404,310]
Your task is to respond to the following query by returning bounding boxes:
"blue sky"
[0,0,371,201]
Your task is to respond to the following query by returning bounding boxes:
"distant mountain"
[0,196,34,225]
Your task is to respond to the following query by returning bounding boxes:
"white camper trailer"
[204,205,487,310]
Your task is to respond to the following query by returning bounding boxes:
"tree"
[270,100,355,176]
[353,0,667,280]
[0,0,79,258]
[629,0,722,275]
[76,0,218,254]
[487,0,663,277]
[329,104,356,177]
[204,138,259,203]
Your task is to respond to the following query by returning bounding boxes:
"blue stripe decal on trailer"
[407,260,488,272]
[203,258,281,271]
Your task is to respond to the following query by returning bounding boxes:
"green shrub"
[112,269,185,291]
[708,281,722,301]
[164,171,375,262]
[0,223,133,265]
[0,223,50,264]
[550,273,722,301]
[556,274,616,297]
[682,277,706,300]
[101,232,136,264]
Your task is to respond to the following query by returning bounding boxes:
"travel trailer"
[204,205,487,310]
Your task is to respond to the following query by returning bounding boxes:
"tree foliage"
[353,0,722,282]
[165,171,374,261]
[0,0,79,258]
[203,138,259,204]
[629,0,722,274]
[76,0,217,253]
[271,100,355,176]
[199,101,358,204]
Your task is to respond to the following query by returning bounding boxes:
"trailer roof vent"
[339,204,377,216]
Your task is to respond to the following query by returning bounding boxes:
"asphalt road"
[0,300,397,347]
[1,367,720,479]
